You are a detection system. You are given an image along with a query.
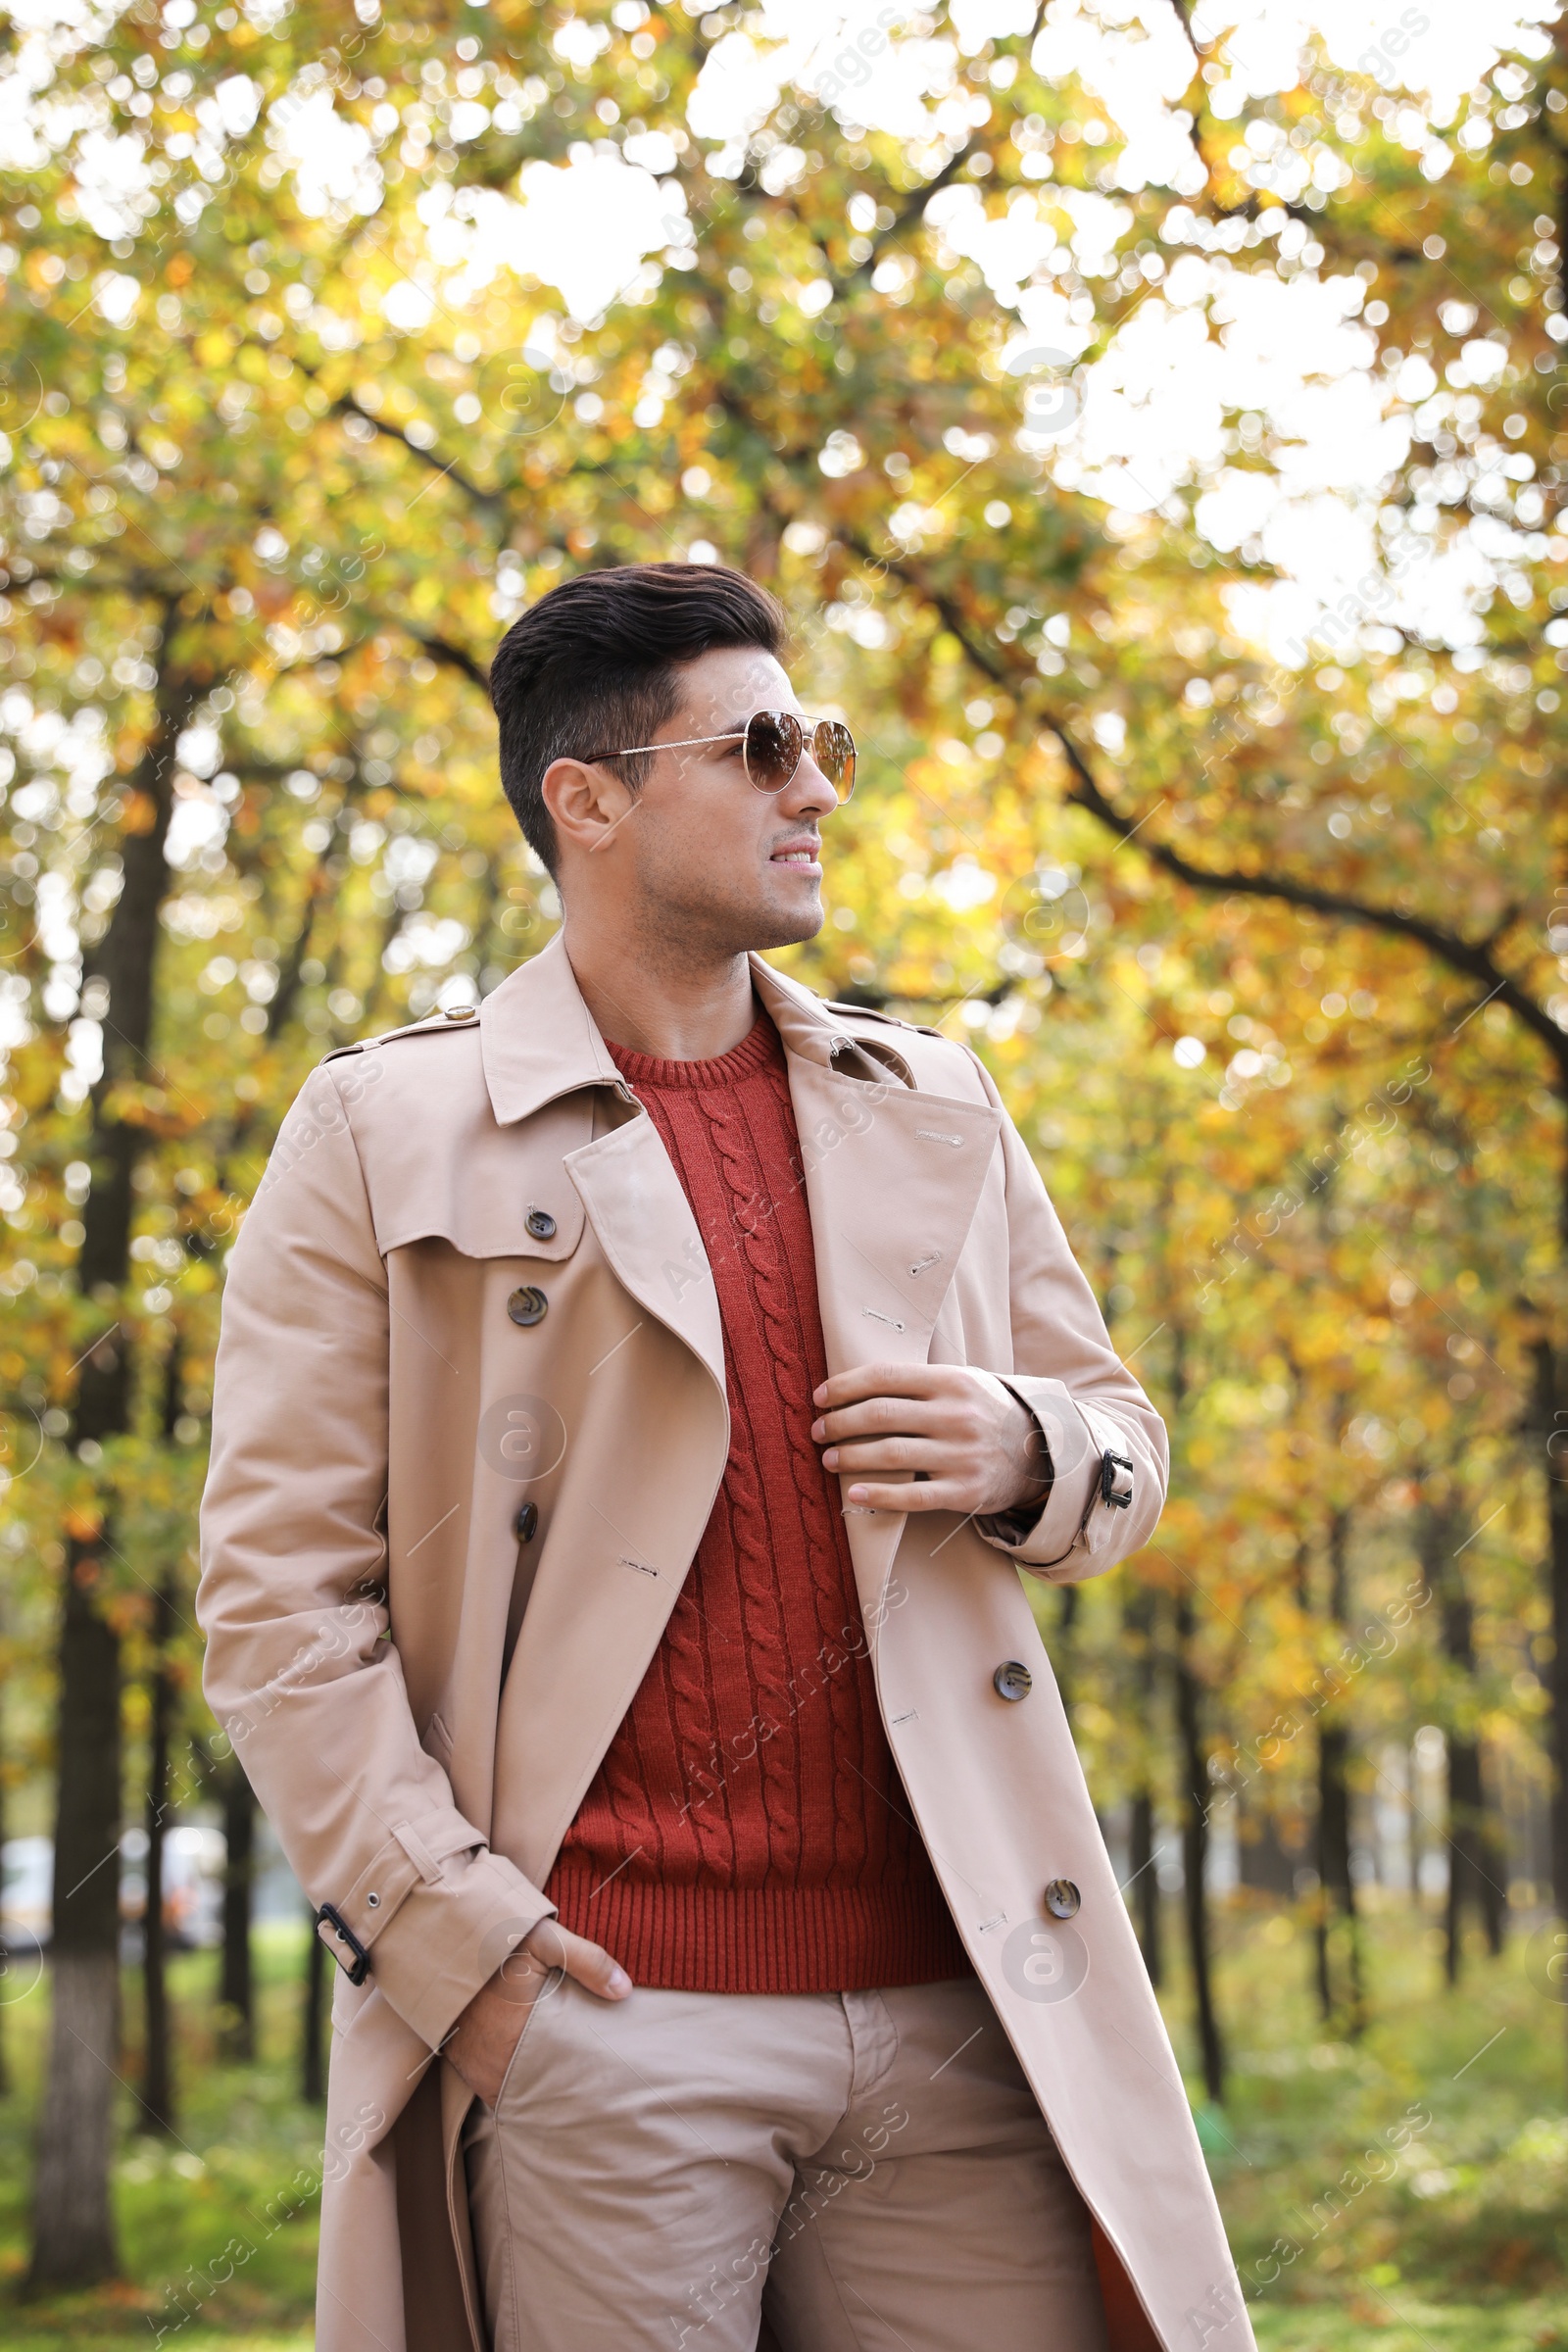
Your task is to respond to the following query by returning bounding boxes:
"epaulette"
[822,999,946,1041]
[320,1005,480,1062]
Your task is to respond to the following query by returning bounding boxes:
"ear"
[541,756,639,860]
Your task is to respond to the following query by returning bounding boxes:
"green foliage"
[0,1927,321,2341]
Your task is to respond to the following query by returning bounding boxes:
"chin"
[745,885,824,953]
[638,874,822,960]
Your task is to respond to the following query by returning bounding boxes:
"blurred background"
[1,0,1567,2344]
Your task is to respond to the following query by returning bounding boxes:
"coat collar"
[477,928,894,1124]
[478,930,623,1125]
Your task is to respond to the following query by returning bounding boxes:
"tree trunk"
[1129,1793,1161,1988]
[28,1953,121,2285]
[262,856,329,1040]
[30,607,194,2289]
[1315,1722,1361,2023]
[1313,1510,1364,2035]
[0,1626,9,2100]
[1445,1736,1503,1973]
[1161,1320,1220,2093]
[138,1577,176,2133]
[1425,1494,1507,1978]
[1531,1341,1568,1933]
[303,1913,327,2105]
[1174,1592,1224,2104]
[1525,1333,1568,2093]
[1054,1582,1079,1721]
[1124,1583,1162,1985]
[27,1576,122,2286]
[218,1764,256,2061]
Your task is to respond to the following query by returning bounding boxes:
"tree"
[302,1915,327,2108]
[28,604,202,2284]
[137,1571,177,2135]
[216,1761,256,2063]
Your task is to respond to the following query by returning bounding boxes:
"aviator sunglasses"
[577,710,857,805]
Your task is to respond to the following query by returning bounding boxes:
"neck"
[563,922,759,1061]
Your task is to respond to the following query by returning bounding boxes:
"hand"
[810,1363,1051,1519]
[444,1918,631,2106]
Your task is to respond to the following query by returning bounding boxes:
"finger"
[811,1362,947,1411]
[844,1478,973,1514]
[542,1922,633,2000]
[812,1397,948,1444]
[821,1437,950,1476]
[489,1938,556,2001]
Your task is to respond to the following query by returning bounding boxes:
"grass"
[1180,1894,1568,2350]
[0,1901,1564,2346]
[0,1923,320,2349]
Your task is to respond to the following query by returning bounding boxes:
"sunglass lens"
[743,710,804,791]
[813,721,856,804]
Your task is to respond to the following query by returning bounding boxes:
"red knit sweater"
[544,1008,971,1992]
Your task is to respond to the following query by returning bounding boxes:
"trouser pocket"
[495,1965,564,2110]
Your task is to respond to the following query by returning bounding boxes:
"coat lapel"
[476,939,1001,1646]
[564,1116,725,1393]
[477,937,730,1887]
[752,962,1002,1628]
[479,929,725,1389]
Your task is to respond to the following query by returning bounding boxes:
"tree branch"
[1053,728,1568,1072]
[833,527,1566,1076]
[844,143,971,290]
[398,623,491,692]
[332,393,505,514]
[837,530,1008,680]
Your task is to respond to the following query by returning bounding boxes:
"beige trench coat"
[197,935,1254,2352]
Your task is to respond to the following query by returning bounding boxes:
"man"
[198,563,1253,2352]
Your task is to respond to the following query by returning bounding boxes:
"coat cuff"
[976,1377,1102,1575]
[318,1837,556,2054]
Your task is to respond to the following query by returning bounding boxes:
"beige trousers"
[462,1972,1110,2352]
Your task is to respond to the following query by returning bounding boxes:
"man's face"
[604,645,842,959]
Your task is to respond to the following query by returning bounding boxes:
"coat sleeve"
[963,1055,1169,1585]
[197,1059,556,2052]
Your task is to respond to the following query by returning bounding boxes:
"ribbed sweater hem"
[546,1866,975,1994]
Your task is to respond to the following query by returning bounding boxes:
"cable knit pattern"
[545,1008,971,1992]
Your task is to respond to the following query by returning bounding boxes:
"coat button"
[993,1660,1033,1702]
[507,1286,548,1327]
[1044,1878,1081,1921]
[514,1500,539,1543]
[524,1207,557,1241]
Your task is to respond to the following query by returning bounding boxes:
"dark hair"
[489,562,788,874]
